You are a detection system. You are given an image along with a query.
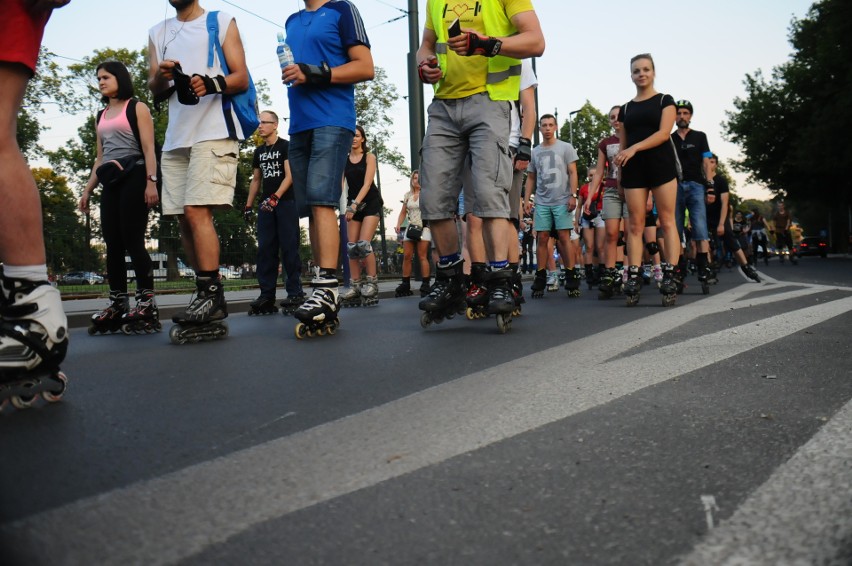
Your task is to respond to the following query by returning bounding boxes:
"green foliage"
[34,168,98,274]
[355,66,408,176]
[558,101,610,181]
[724,0,852,246]
[18,47,73,159]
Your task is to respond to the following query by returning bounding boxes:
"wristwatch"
[147,174,158,183]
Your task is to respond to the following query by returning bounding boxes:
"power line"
[369,14,407,30]
[218,0,283,29]
[371,0,408,15]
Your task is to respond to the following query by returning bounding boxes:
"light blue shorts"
[534,204,573,233]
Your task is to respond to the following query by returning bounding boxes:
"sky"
[39,0,815,225]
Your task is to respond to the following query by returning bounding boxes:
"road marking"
[679,396,852,565]
[4,288,851,566]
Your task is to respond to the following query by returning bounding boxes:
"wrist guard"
[515,137,532,163]
[194,74,227,96]
[261,194,279,212]
[243,206,254,223]
[172,63,199,105]
[705,179,716,198]
[298,62,332,86]
[463,32,502,57]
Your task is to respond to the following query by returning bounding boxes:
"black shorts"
[621,144,678,189]
[351,196,383,222]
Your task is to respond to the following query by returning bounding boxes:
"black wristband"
[515,137,532,162]
[194,74,227,95]
[298,62,332,86]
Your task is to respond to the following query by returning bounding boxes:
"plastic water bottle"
[277,32,295,87]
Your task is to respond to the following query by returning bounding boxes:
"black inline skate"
[511,270,524,316]
[88,291,129,335]
[248,295,278,315]
[660,263,679,307]
[565,267,582,298]
[697,266,715,295]
[169,276,228,344]
[465,263,489,320]
[294,271,340,338]
[585,265,596,290]
[419,260,466,329]
[0,271,68,411]
[741,263,761,283]
[486,268,515,334]
[597,267,617,300]
[394,278,413,297]
[419,276,431,298]
[531,268,547,298]
[279,293,305,316]
[121,289,161,334]
[623,265,642,307]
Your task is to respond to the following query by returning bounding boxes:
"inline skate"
[641,263,652,286]
[531,268,547,299]
[465,263,489,320]
[88,291,129,335]
[360,275,379,307]
[741,263,761,282]
[294,270,340,338]
[339,279,363,308]
[279,293,305,316]
[419,276,431,298]
[169,276,228,344]
[0,271,68,411]
[597,267,618,300]
[660,263,679,307]
[546,270,559,292]
[565,267,582,298]
[585,265,597,290]
[511,270,524,316]
[623,265,642,307]
[394,278,413,297]
[652,264,663,288]
[552,270,563,292]
[697,266,716,295]
[419,260,466,329]
[486,268,515,334]
[121,289,161,333]
[248,295,278,316]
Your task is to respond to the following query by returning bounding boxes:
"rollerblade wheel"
[169,325,187,345]
[626,294,640,307]
[662,294,677,307]
[11,384,38,410]
[294,322,308,339]
[420,312,431,329]
[496,313,511,334]
[701,282,710,295]
[41,372,68,403]
[87,325,97,336]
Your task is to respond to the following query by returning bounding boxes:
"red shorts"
[0,0,52,74]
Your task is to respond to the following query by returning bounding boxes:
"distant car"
[61,271,104,285]
[218,267,235,280]
[798,236,828,257]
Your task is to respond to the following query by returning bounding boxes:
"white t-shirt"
[509,59,538,148]
[149,10,248,150]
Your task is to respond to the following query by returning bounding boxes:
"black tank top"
[344,153,381,204]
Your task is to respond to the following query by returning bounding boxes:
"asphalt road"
[1,256,851,566]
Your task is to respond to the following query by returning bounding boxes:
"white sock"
[3,264,49,281]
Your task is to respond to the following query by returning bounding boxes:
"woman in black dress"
[614,53,681,305]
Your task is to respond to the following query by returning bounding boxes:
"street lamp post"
[568,108,582,146]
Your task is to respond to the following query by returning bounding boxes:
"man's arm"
[717,191,729,236]
[415,27,442,84]
[514,85,536,171]
[246,168,261,209]
[523,171,536,214]
[191,19,250,96]
[447,10,544,59]
[567,161,578,212]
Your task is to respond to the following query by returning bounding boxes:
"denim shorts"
[676,181,709,241]
[289,126,354,218]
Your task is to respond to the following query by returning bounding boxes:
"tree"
[355,66,408,176]
[558,101,610,181]
[34,168,97,274]
[724,0,852,249]
[18,47,74,159]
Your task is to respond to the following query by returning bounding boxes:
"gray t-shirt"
[528,139,578,206]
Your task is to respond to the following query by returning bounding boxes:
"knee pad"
[346,242,360,259]
[617,232,626,247]
[645,241,660,256]
[356,240,373,256]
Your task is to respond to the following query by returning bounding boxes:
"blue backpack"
[206,11,259,140]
